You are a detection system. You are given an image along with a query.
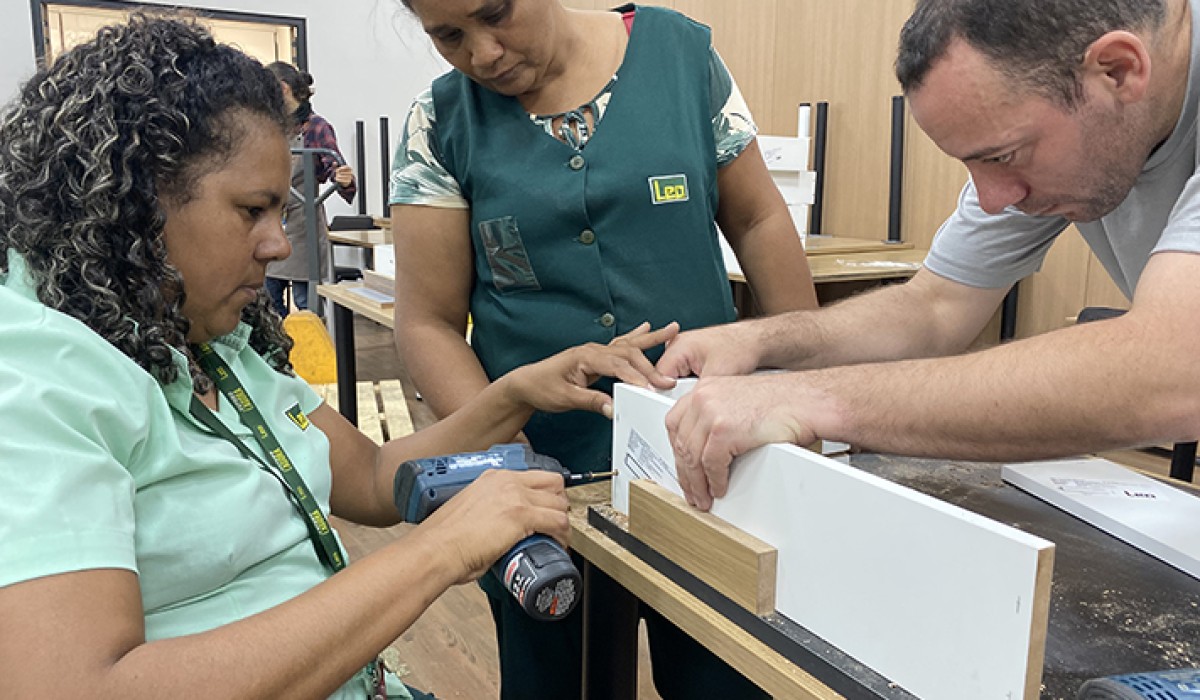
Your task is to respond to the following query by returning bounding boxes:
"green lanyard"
[189,343,346,573]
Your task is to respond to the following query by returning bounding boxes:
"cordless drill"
[1077,669,1200,699]
[393,444,607,621]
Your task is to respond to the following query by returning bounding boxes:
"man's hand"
[334,164,354,188]
[656,320,765,379]
[665,372,838,510]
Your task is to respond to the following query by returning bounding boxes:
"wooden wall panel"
[676,0,777,129]
[901,115,968,253]
[1085,256,1129,311]
[1013,229,1129,338]
[768,0,916,240]
[1014,229,1091,337]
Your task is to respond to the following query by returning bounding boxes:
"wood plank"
[311,380,413,446]
[612,381,1055,700]
[317,283,395,327]
[311,382,338,409]
[805,249,923,283]
[362,268,394,295]
[628,480,777,615]
[378,379,414,440]
[568,484,842,700]
[357,382,383,444]
[803,235,912,256]
[327,228,392,248]
[730,248,925,286]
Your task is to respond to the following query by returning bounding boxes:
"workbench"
[568,456,1200,699]
[316,272,1198,698]
[327,228,392,248]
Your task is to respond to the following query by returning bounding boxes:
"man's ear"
[1081,30,1152,104]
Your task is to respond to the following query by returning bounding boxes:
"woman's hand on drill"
[418,469,570,584]
[500,321,679,418]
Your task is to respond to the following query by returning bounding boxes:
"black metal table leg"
[1170,441,1197,482]
[582,560,639,700]
[332,302,358,426]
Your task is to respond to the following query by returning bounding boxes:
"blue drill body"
[393,444,581,621]
[1078,669,1200,699]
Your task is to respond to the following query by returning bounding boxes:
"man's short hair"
[896,0,1167,106]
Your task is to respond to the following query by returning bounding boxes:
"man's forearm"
[821,315,1200,460]
[755,272,994,371]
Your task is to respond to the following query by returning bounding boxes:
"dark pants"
[265,276,309,318]
[482,555,769,700]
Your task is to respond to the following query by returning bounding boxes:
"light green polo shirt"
[0,250,402,699]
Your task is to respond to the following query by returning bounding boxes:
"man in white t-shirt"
[657,0,1200,510]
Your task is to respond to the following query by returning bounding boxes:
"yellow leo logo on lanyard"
[648,174,689,205]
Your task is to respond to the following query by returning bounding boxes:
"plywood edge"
[567,502,840,699]
[362,268,395,295]
[628,480,777,615]
[1024,545,1056,700]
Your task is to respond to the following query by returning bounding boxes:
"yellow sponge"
[284,310,338,385]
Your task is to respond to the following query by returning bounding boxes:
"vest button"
[579,229,596,244]
[568,154,585,170]
[599,312,615,328]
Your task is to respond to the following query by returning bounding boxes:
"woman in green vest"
[391,2,819,698]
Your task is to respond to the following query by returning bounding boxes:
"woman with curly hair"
[0,14,674,699]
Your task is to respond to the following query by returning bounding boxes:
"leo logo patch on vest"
[286,403,311,431]
[648,174,689,205]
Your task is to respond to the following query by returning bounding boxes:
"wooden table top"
[328,229,392,247]
[326,230,906,257]
[729,247,925,285]
[317,283,393,327]
[324,234,925,288]
[803,235,912,256]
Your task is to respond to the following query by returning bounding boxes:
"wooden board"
[1003,457,1200,580]
[729,248,925,287]
[803,235,913,256]
[312,380,413,443]
[568,483,846,700]
[343,285,394,309]
[317,283,394,327]
[362,268,395,295]
[611,382,1055,700]
[629,480,777,615]
[327,228,392,248]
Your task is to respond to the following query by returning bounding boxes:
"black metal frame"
[887,96,905,244]
[809,101,829,237]
[379,116,391,217]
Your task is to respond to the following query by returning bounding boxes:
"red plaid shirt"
[302,113,356,204]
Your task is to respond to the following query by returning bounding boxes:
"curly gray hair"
[0,14,295,392]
